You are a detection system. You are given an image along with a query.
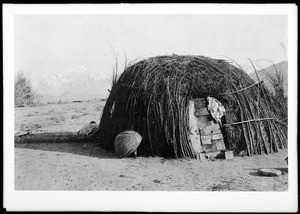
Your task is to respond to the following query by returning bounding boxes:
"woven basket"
[114,130,142,157]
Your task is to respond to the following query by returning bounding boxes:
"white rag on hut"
[207,96,226,124]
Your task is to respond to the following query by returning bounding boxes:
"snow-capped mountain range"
[34,66,111,102]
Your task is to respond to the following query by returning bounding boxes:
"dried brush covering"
[98,55,287,158]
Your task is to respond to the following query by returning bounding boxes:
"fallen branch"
[213,82,261,96]
[15,132,91,144]
[224,118,287,127]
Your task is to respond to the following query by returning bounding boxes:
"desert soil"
[14,101,288,191]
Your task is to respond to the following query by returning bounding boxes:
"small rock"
[208,156,216,161]
[239,150,247,157]
[225,151,234,160]
[258,168,282,177]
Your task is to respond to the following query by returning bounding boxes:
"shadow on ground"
[15,132,118,159]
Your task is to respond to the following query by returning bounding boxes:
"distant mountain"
[34,66,111,102]
[249,61,288,95]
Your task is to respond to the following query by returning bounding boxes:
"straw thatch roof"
[98,55,287,158]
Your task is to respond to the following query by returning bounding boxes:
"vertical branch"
[248,59,261,117]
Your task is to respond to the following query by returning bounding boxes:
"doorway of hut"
[188,97,227,160]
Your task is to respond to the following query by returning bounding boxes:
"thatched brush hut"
[98,55,287,158]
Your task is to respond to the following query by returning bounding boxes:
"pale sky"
[14,14,288,83]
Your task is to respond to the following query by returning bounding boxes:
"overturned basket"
[114,130,142,157]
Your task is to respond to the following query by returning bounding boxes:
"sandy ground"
[14,101,288,191]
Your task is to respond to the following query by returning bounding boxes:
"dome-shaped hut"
[98,55,287,158]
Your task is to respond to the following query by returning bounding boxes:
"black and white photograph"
[3,3,298,212]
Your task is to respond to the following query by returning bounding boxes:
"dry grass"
[15,100,105,133]
[50,113,66,123]
[41,108,56,115]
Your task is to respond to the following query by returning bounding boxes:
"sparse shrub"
[210,183,230,191]
[33,101,45,107]
[25,111,36,117]
[73,106,84,113]
[95,103,103,111]
[47,101,56,105]
[50,113,66,123]
[41,108,56,115]
[71,114,81,119]
[48,109,56,114]
[58,100,68,104]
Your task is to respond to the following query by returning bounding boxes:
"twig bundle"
[98,55,287,158]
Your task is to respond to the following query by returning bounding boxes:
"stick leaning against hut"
[98,55,287,158]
